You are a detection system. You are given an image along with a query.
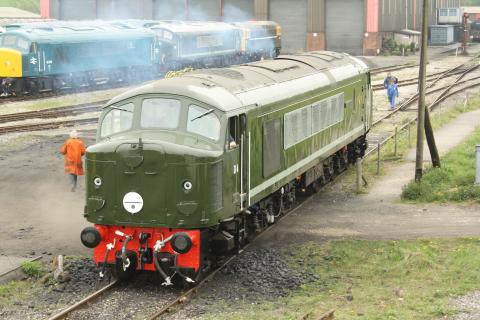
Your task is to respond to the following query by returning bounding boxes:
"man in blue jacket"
[387,79,399,111]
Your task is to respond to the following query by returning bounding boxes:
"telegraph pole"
[415,0,429,181]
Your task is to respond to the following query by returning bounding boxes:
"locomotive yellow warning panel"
[0,48,22,77]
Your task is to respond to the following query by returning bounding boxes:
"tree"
[0,0,40,14]
[462,0,480,6]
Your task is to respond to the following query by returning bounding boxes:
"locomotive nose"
[0,48,22,77]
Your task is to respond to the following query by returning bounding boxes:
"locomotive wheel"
[311,179,322,193]
[14,79,25,97]
[27,80,39,96]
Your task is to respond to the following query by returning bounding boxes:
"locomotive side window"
[100,103,134,138]
[1,35,16,47]
[228,117,238,149]
[55,47,69,64]
[16,38,29,53]
[285,92,345,149]
[187,104,221,141]
[140,98,180,129]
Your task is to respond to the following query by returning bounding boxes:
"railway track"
[370,63,418,75]
[366,56,480,156]
[0,117,99,135]
[0,80,134,106]
[371,67,466,91]
[0,100,106,124]
[47,177,343,320]
[0,101,106,135]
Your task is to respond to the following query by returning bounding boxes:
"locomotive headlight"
[93,176,102,187]
[80,227,101,248]
[171,232,192,254]
[183,180,193,191]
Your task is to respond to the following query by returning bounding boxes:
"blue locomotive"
[0,20,281,96]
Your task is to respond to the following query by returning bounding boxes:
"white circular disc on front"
[123,192,143,214]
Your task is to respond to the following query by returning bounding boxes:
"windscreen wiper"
[108,106,133,113]
[190,109,214,122]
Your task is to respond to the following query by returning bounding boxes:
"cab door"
[38,49,46,74]
[365,74,372,130]
[225,114,247,213]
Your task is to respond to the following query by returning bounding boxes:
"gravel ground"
[170,247,319,320]
[66,273,182,320]
[0,257,110,320]
[0,257,185,320]
[451,291,480,320]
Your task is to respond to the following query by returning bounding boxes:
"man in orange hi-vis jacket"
[60,130,86,192]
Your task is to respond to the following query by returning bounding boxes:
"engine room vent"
[194,69,245,80]
[210,161,223,212]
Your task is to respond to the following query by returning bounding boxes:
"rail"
[366,82,480,174]
[47,279,119,320]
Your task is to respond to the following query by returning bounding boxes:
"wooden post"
[415,0,429,182]
[408,122,412,148]
[356,158,362,193]
[394,126,398,156]
[424,109,441,168]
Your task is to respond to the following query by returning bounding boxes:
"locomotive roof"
[107,51,369,112]
[230,21,279,29]
[149,21,238,34]
[2,22,154,42]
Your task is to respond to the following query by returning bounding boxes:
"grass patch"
[20,261,45,278]
[0,0,39,13]
[401,125,480,202]
[0,280,31,307]
[206,239,480,319]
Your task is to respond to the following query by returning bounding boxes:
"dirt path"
[0,131,94,259]
[261,109,480,245]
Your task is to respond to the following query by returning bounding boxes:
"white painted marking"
[122,192,143,214]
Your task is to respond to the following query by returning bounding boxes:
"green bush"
[410,42,416,52]
[20,261,44,278]
[402,126,480,203]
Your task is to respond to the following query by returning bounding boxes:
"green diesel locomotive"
[80,51,371,283]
